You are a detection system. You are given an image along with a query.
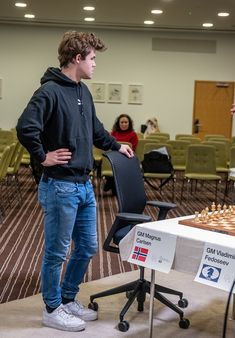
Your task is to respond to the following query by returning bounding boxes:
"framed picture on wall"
[108,83,122,103]
[128,84,143,104]
[92,82,106,102]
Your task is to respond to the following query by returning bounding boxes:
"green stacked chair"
[181,144,222,203]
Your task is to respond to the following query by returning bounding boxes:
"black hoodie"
[16,67,120,182]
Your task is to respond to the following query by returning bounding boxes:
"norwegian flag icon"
[132,246,149,262]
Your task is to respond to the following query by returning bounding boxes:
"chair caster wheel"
[118,320,130,332]
[179,318,190,329]
[137,303,144,312]
[88,301,98,311]
[178,298,188,308]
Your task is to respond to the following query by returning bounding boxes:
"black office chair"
[89,151,189,332]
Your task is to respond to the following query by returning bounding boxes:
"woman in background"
[144,117,160,138]
[104,114,138,193]
[111,114,138,151]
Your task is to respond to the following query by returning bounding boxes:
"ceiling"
[1,0,235,33]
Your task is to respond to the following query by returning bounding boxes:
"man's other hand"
[118,144,134,158]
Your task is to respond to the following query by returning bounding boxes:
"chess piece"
[205,207,210,222]
[211,202,216,218]
[194,211,200,222]
[201,209,207,224]
[216,204,222,219]
[223,204,228,218]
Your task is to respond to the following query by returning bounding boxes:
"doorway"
[193,80,234,139]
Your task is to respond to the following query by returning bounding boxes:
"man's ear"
[75,54,82,63]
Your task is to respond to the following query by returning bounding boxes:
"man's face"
[77,49,96,79]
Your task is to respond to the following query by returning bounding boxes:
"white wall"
[0,24,235,137]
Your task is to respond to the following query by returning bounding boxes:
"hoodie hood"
[40,67,77,86]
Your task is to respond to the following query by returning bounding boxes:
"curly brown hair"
[112,114,134,132]
[58,31,106,67]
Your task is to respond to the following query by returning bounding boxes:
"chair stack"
[181,144,222,203]
[0,129,25,222]
[0,143,16,222]
[91,129,235,204]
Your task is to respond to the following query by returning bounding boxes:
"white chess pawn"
[194,211,199,222]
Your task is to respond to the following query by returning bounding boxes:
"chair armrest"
[146,201,177,220]
[116,212,151,223]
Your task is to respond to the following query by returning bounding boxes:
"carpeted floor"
[0,166,233,304]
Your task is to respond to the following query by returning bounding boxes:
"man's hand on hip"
[42,148,72,166]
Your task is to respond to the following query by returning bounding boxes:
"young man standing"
[16,31,133,332]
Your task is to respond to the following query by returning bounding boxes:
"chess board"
[179,216,235,236]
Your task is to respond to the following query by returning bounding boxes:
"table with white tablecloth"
[119,215,235,337]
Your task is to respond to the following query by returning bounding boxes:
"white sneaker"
[42,304,86,331]
[63,300,98,321]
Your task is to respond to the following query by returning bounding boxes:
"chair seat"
[185,173,221,180]
[216,167,229,173]
[143,172,172,179]
[7,167,14,174]
[173,165,186,171]
[101,170,113,177]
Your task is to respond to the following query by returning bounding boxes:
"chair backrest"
[151,132,170,140]
[179,136,201,144]
[175,134,193,140]
[204,134,226,140]
[185,144,217,175]
[0,146,13,179]
[93,146,103,161]
[104,151,146,214]
[21,147,30,165]
[230,146,235,168]
[145,134,169,142]
[231,136,235,145]
[8,141,21,167]
[208,137,231,162]
[202,141,227,169]
[8,144,24,175]
[101,142,133,178]
[136,132,144,139]
[144,142,172,156]
[101,155,113,178]
[135,139,159,162]
[167,140,190,166]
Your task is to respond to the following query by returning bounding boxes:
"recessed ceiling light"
[151,9,163,14]
[202,23,213,28]
[84,17,95,22]
[15,2,27,7]
[218,12,230,17]
[144,20,154,25]
[24,14,35,19]
[83,6,95,11]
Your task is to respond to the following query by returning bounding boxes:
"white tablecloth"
[119,215,235,276]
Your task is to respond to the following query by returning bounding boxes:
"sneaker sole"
[78,314,98,321]
[42,320,86,332]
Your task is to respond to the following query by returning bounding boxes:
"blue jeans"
[38,178,97,308]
